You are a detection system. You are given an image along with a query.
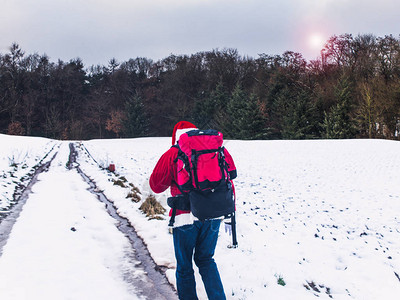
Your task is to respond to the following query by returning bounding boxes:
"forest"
[1,34,399,140]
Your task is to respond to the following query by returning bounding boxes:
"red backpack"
[169,129,234,221]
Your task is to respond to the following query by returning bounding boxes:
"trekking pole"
[229,185,238,248]
[231,212,238,248]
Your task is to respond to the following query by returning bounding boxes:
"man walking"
[150,121,237,300]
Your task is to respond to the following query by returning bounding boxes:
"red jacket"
[150,146,237,216]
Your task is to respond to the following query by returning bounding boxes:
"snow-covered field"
[0,134,58,215]
[1,134,400,299]
[0,142,147,299]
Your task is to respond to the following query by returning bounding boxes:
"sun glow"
[309,34,325,50]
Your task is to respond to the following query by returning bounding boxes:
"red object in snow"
[108,164,115,172]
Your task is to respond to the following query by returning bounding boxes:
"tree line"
[1,33,399,140]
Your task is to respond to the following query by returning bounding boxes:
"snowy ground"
[0,134,58,216]
[1,134,400,299]
[0,142,152,299]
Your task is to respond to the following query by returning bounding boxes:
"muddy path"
[1,142,177,299]
[0,145,59,256]
[68,143,178,299]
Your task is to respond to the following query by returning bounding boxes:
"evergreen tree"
[281,92,320,139]
[242,94,270,139]
[225,84,249,138]
[270,87,290,138]
[192,82,229,130]
[123,95,149,137]
[225,84,269,139]
[323,76,357,138]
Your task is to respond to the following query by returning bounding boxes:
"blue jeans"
[173,219,226,300]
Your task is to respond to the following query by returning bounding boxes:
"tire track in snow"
[68,143,178,300]
[0,144,60,256]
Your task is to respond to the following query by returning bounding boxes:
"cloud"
[1,0,399,65]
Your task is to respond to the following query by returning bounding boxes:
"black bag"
[167,194,190,226]
[189,181,234,221]
[167,194,190,211]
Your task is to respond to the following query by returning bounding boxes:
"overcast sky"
[1,0,399,67]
